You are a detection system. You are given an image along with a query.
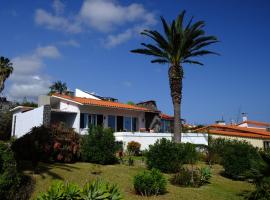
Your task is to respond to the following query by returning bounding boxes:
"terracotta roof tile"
[53,94,157,112]
[237,120,270,127]
[160,113,174,120]
[195,124,270,139]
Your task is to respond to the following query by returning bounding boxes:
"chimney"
[242,113,248,122]
[216,120,226,125]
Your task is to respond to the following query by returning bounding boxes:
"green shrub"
[127,141,141,156]
[146,139,186,173]
[221,140,262,179]
[11,126,80,169]
[133,169,166,196]
[36,180,123,200]
[247,177,270,200]
[171,167,211,187]
[80,126,118,165]
[0,142,21,199]
[128,157,134,166]
[207,137,227,164]
[171,167,193,187]
[0,111,12,141]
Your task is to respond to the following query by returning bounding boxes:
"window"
[80,113,87,128]
[88,114,97,127]
[117,116,123,131]
[124,117,132,131]
[264,141,270,150]
[132,117,138,132]
[108,115,116,131]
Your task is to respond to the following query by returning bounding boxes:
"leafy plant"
[171,167,209,187]
[200,167,212,185]
[80,126,118,165]
[128,157,134,166]
[90,164,102,175]
[146,138,191,173]
[221,140,262,179]
[127,141,141,156]
[82,179,122,200]
[133,169,166,196]
[0,142,21,199]
[36,180,123,200]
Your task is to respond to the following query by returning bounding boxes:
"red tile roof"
[160,113,174,120]
[195,124,270,139]
[237,120,270,127]
[52,94,157,112]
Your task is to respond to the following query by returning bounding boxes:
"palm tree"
[0,57,13,94]
[131,11,218,142]
[49,81,67,95]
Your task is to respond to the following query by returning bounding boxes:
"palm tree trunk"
[0,75,5,94]
[168,65,183,142]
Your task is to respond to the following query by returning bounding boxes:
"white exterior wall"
[59,101,80,132]
[114,132,208,150]
[75,89,100,100]
[238,123,267,130]
[181,132,208,145]
[12,106,45,138]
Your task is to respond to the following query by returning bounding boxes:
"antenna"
[236,106,242,124]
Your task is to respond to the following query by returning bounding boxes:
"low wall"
[12,106,45,138]
[114,132,208,150]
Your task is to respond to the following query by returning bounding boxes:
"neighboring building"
[195,116,270,150]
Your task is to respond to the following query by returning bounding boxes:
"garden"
[1,125,270,200]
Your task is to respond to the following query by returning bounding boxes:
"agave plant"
[36,181,64,200]
[82,179,122,200]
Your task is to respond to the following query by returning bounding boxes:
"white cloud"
[36,45,61,58]
[59,39,80,47]
[79,0,156,32]
[35,9,82,33]
[7,45,60,100]
[34,0,157,47]
[53,0,65,15]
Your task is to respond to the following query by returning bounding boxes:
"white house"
[11,89,208,149]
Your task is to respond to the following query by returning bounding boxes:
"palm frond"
[151,59,169,64]
[182,60,204,65]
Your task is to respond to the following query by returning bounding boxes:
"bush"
[0,111,12,140]
[146,139,185,173]
[207,137,227,164]
[0,142,20,198]
[171,167,211,187]
[127,141,141,156]
[133,169,166,196]
[80,126,118,165]
[11,125,80,167]
[247,177,270,200]
[36,179,123,200]
[221,140,262,179]
[128,157,134,166]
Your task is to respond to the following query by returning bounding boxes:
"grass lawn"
[24,159,253,200]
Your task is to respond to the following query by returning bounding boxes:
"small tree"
[182,143,199,184]
[80,126,118,164]
[49,81,67,95]
[127,141,141,156]
[0,56,13,94]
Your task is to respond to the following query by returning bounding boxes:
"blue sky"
[0,0,269,124]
